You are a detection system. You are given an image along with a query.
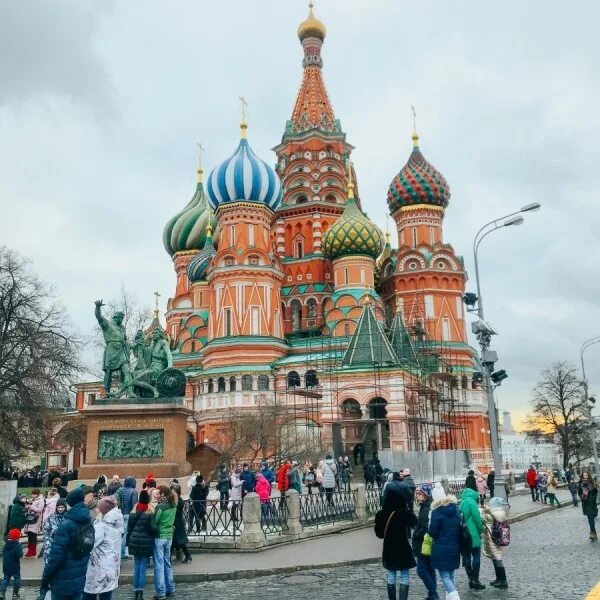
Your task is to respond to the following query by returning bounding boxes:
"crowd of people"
[0,468,78,490]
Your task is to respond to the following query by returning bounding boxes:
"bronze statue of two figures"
[94,300,186,399]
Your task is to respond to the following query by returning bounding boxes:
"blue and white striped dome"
[206,138,282,211]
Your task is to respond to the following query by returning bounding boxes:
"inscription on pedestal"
[98,429,164,459]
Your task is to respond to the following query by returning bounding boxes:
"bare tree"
[0,246,83,460]
[528,361,590,468]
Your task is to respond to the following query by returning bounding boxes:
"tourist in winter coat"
[8,496,26,532]
[431,482,446,503]
[84,496,124,600]
[276,460,292,495]
[255,473,272,524]
[107,475,122,496]
[537,472,548,504]
[0,529,23,600]
[93,475,108,498]
[230,469,244,523]
[546,470,561,507]
[568,478,579,507]
[189,475,208,533]
[340,458,353,491]
[288,462,302,493]
[412,484,438,600]
[482,497,509,588]
[459,487,485,590]
[322,455,337,506]
[52,478,68,499]
[464,470,477,492]
[578,471,598,541]
[115,476,138,560]
[43,489,59,523]
[428,495,461,600]
[486,469,495,498]
[127,490,158,600]
[170,485,191,564]
[24,489,45,557]
[526,466,538,501]
[377,488,417,600]
[402,469,416,502]
[153,487,177,600]
[40,488,94,600]
[475,475,489,507]
[41,499,67,561]
[383,472,412,507]
[239,464,256,496]
[259,461,275,485]
[363,462,376,489]
[217,464,231,510]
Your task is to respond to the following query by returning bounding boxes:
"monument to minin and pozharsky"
[77,301,192,479]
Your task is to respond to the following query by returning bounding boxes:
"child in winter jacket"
[475,475,489,507]
[0,529,23,599]
[482,497,509,589]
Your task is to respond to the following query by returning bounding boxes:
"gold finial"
[411,105,419,147]
[298,0,326,41]
[347,160,355,198]
[206,223,213,237]
[363,294,372,306]
[153,290,161,319]
[239,96,248,139]
[395,302,402,314]
[196,142,204,183]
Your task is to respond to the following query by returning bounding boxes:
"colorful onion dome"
[163,167,218,257]
[387,133,450,214]
[322,171,384,261]
[187,224,216,283]
[206,128,282,212]
[298,2,326,41]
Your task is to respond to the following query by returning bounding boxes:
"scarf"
[581,482,590,499]
[136,503,149,512]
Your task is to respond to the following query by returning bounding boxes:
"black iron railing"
[366,486,382,515]
[183,499,242,538]
[260,495,289,536]
[299,488,356,528]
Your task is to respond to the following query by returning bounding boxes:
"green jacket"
[459,488,484,548]
[154,502,176,539]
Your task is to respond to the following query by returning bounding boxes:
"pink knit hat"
[97,496,117,515]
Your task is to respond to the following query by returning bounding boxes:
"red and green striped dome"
[387,135,450,214]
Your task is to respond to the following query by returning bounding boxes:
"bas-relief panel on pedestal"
[98,429,164,459]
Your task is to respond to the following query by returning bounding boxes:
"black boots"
[469,565,486,590]
[386,584,395,600]
[490,565,508,589]
[398,584,409,600]
[134,592,145,600]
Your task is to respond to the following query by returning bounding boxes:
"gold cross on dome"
[239,96,248,125]
[411,105,417,134]
[196,142,204,169]
[153,291,161,312]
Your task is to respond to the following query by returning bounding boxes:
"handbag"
[375,510,396,539]
[458,511,472,554]
[421,533,433,557]
[25,510,39,525]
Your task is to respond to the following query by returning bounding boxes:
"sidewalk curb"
[19,500,571,587]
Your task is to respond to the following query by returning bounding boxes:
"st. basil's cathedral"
[76,4,492,468]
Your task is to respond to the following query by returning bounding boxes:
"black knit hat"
[139,490,150,504]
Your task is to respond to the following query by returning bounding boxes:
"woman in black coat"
[189,475,209,533]
[170,485,191,564]
[378,488,418,600]
[126,490,157,600]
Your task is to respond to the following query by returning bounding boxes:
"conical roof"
[388,310,418,365]
[341,301,398,367]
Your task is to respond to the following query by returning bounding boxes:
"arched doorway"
[368,397,390,451]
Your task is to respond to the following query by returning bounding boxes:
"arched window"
[344,323,351,337]
[207,378,214,393]
[450,376,458,389]
[307,298,317,319]
[305,369,319,388]
[217,377,226,393]
[287,371,301,389]
[341,398,362,418]
[368,397,388,420]
[296,195,308,204]
[290,300,302,330]
[230,376,237,391]
[295,240,304,258]
[257,375,269,390]
[242,375,253,391]
[461,375,468,390]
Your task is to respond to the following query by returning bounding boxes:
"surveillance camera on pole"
[471,320,498,337]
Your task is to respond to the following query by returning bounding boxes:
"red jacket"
[277,464,291,492]
[526,468,537,487]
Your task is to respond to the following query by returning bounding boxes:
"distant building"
[500,411,561,472]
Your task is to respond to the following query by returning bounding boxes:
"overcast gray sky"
[2,1,600,428]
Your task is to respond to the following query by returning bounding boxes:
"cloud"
[2,0,600,420]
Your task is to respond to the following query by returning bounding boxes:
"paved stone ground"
[15,499,599,600]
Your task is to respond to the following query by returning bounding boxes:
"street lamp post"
[471,203,541,500]
[580,337,600,471]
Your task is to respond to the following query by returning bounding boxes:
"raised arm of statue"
[94,299,109,331]
[162,339,173,369]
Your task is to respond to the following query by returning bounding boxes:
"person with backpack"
[153,486,177,600]
[376,488,417,600]
[83,496,124,600]
[127,490,157,600]
[0,529,23,600]
[546,470,561,507]
[459,487,485,590]
[24,489,45,558]
[482,497,510,589]
[412,484,438,600]
[578,471,598,541]
[115,476,138,560]
[40,488,95,600]
[428,494,461,600]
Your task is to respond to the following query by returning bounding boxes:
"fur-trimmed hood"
[431,494,458,509]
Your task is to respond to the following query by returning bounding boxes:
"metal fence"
[183,499,243,539]
[299,488,356,528]
[260,495,289,536]
[366,486,382,515]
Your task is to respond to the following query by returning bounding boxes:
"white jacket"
[84,507,124,594]
[230,474,243,501]
[322,459,337,489]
